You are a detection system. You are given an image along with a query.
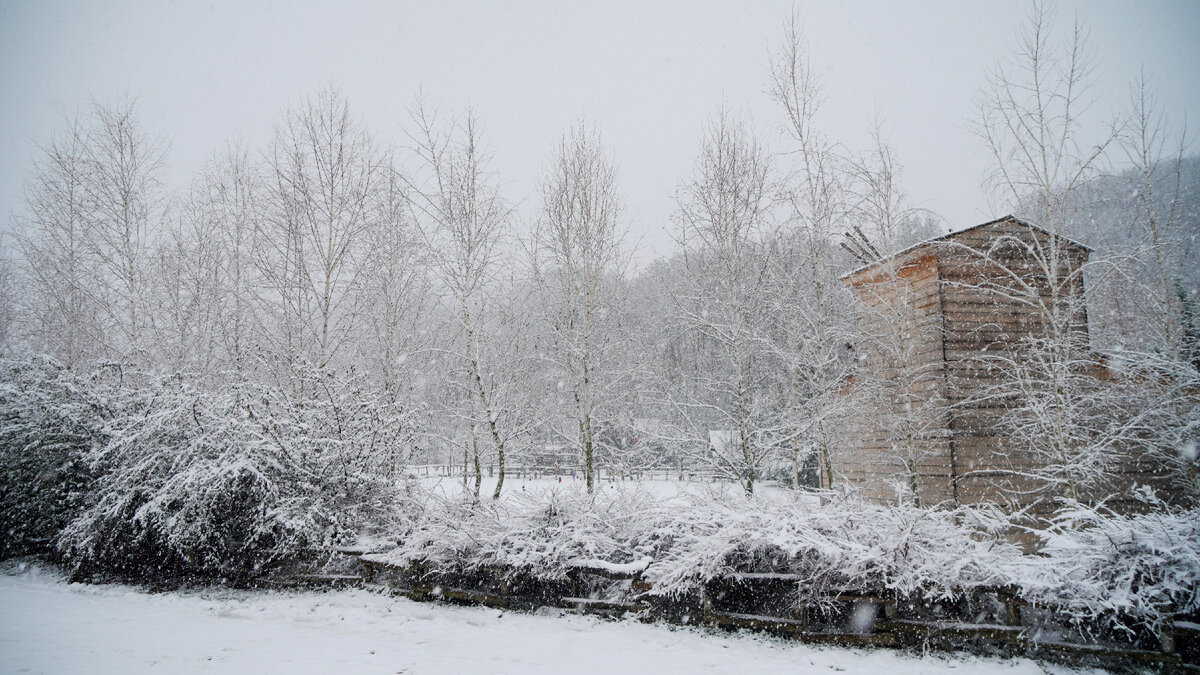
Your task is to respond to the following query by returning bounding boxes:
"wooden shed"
[836,216,1096,511]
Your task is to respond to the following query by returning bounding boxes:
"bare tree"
[667,109,775,496]
[361,168,432,396]
[78,99,168,360]
[0,234,19,356]
[15,115,105,366]
[767,13,855,489]
[148,196,226,378]
[1115,72,1191,356]
[146,143,268,385]
[16,101,166,366]
[406,99,515,500]
[975,2,1112,235]
[844,132,949,506]
[199,143,263,380]
[968,2,1123,510]
[1090,73,1199,500]
[530,120,628,494]
[261,87,387,378]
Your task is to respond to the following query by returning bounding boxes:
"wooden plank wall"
[842,251,955,505]
[937,221,1089,510]
[837,219,1189,512]
[843,218,1191,513]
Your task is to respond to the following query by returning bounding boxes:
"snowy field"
[0,563,1099,675]
[417,474,800,503]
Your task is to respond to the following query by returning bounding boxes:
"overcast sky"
[2,0,1197,264]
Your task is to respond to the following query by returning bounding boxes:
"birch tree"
[149,198,226,378]
[361,168,432,397]
[261,87,387,378]
[1096,75,1199,499]
[16,116,105,366]
[197,144,262,380]
[969,2,1120,507]
[973,1,1110,327]
[149,144,267,384]
[668,110,775,496]
[79,99,168,361]
[846,133,949,506]
[531,120,627,494]
[767,14,855,489]
[1114,73,1191,357]
[0,236,18,357]
[406,100,514,500]
[17,101,166,366]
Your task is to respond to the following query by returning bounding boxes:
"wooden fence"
[294,549,1200,672]
[405,464,720,483]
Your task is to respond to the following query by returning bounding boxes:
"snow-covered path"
[0,564,1090,674]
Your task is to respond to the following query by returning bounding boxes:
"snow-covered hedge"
[639,493,1021,602]
[2,355,1195,632]
[59,371,417,581]
[373,487,1199,633]
[388,488,660,580]
[1019,495,1200,634]
[0,357,107,556]
[0,357,418,582]
[378,489,1019,595]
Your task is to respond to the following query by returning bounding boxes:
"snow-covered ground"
[418,474,799,503]
[0,563,1098,674]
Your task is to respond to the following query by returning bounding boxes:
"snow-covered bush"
[1017,495,1200,635]
[59,377,308,578]
[477,489,658,577]
[375,486,1021,600]
[371,486,1198,634]
[54,366,420,582]
[639,491,1198,630]
[389,488,659,580]
[639,492,1020,603]
[0,355,423,580]
[260,363,419,516]
[0,357,109,557]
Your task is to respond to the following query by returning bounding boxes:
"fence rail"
[404,464,722,483]
[323,551,1198,672]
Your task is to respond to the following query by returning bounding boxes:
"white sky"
[2,0,1197,265]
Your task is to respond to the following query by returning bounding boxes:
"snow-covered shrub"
[57,369,420,582]
[477,489,659,577]
[58,377,307,578]
[373,487,1196,634]
[0,357,109,557]
[374,487,1023,605]
[390,488,659,580]
[639,492,1020,605]
[260,364,419,520]
[1016,495,1200,635]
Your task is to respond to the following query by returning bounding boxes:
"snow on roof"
[840,215,1093,281]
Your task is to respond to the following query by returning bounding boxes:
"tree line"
[2,3,1197,510]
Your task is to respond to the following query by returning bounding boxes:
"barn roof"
[841,215,1093,281]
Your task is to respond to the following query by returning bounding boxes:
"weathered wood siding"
[938,221,1088,511]
[837,217,1143,511]
[842,251,954,505]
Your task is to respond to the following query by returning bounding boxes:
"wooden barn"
[835,215,1178,514]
